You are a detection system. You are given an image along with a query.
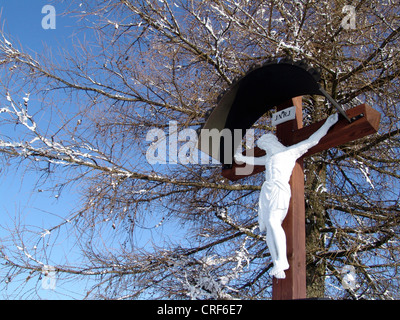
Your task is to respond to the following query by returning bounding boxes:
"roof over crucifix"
[198,58,351,167]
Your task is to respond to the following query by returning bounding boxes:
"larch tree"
[0,0,399,299]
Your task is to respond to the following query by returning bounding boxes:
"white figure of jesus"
[235,113,339,279]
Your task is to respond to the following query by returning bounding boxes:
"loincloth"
[259,181,291,211]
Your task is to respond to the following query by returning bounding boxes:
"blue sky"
[0,1,189,299]
[0,0,90,299]
[1,0,73,48]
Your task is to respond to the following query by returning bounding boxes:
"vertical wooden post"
[272,96,307,300]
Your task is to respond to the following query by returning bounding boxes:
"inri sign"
[271,106,296,126]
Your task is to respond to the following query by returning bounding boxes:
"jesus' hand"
[327,113,339,125]
[234,153,246,164]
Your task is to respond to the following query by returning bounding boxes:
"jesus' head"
[257,133,286,154]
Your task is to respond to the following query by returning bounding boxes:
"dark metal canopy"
[198,58,350,167]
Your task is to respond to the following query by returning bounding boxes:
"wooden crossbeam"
[221,104,381,181]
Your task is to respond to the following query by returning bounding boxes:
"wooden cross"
[221,96,381,300]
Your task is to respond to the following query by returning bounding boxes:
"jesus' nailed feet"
[270,260,290,279]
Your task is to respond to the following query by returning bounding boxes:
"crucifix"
[222,98,380,299]
[198,58,381,299]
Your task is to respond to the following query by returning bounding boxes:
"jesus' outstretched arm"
[234,153,267,166]
[289,113,339,158]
